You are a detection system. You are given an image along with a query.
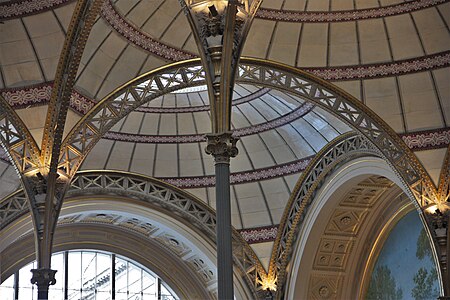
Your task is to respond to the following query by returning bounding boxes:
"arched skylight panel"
[0,250,179,300]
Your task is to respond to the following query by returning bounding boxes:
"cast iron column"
[206,133,238,299]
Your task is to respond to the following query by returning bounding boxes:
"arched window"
[0,250,179,300]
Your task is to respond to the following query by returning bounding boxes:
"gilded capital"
[205,132,239,163]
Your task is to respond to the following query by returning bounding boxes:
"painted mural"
[366,211,440,300]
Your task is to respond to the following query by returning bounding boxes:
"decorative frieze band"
[1,82,95,114]
[238,225,278,244]
[100,1,195,62]
[1,83,269,114]
[304,51,450,81]
[163,157,313,188]
[0,124,448,187]
[401,127,450,151]
[255,0,448,23]
[1,0,446,23]
[0,0,72,20]
[99,0,450,80]
[3,1,447,82]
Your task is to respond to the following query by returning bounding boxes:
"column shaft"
[215,161,234,300]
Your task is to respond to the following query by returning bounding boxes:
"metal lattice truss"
[0,170,267,298]
[267,133,380,298]
[0,96,40,175]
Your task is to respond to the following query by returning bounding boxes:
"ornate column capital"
[31,268,57,289]
[205,132,238,164]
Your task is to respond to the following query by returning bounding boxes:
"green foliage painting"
[366,265,403,300]
[365,212,439,300]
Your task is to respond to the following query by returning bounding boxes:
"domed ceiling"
[0,0,449,256]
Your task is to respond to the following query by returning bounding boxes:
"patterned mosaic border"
[256,0,448,23]
[103,102,314,143]
[1,0,447,22]
[1,84,270,114]
[163,156,313,188]
[238,225,278,244]
[0,127,448,245]
[103,1,450,81]
[99,0,450,81]
[2,53,448,112]
[1,82,95,114]
[303,51,450,81]
[401,127,450,151]
[100,1,195,62]
[0,0,73,20]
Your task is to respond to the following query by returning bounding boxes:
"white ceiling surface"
[0,0,449,230]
